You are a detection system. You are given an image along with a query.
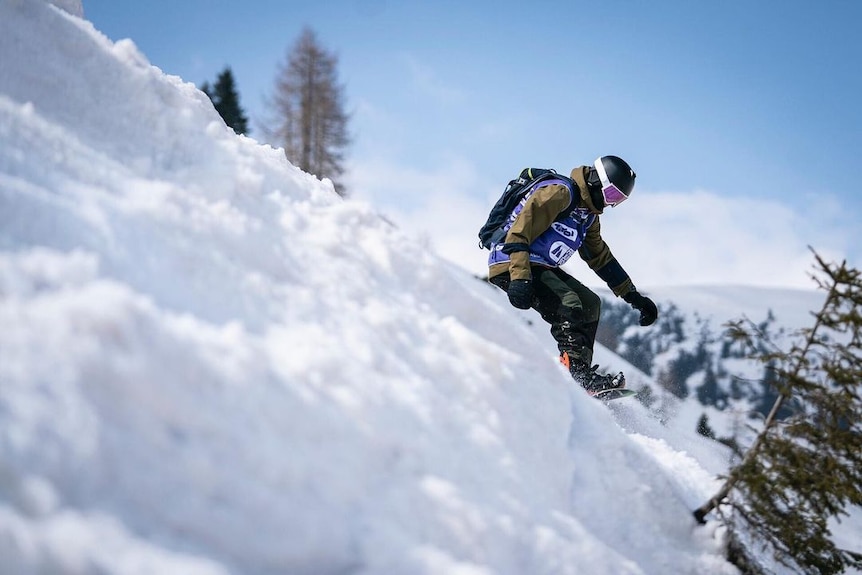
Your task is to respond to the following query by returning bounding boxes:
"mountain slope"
[0,2,737,574]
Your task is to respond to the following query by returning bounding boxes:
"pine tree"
[263,27,350,196]
[696,413,717,439]
[696,364,728,409]
[201,67,249,135]
[693,252,862,574]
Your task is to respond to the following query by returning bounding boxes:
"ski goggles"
[593,158,630,207]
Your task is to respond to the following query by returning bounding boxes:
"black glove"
[507,279,534,310]
[623,290,658,326]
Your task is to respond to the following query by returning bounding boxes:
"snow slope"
[0,2,740,574]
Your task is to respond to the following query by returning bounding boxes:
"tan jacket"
[488,166,634,296]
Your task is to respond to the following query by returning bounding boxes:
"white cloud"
[346,154,493,276]
[347,158,857,290]
[601,189,837,289]
[399,53,468,106]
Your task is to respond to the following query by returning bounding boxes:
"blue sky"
[83,0,861,289]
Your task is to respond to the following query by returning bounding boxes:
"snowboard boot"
[560,352,626,395]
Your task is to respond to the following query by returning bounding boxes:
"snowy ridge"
[0,2,740,574]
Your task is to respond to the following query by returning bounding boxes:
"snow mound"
[0,2,737,573]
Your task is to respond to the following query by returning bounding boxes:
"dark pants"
[490,266,601,365]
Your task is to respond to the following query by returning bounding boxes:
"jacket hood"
[570,166,604,214]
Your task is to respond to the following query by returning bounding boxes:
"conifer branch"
[693,250,862,574]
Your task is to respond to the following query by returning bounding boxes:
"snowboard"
[591,388,637,402]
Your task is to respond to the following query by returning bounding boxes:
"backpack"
[477,168,566,249]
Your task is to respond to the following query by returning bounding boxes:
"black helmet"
[593,155,636,208]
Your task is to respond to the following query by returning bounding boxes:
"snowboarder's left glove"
[507,279,534,310]
[623,290,658,326]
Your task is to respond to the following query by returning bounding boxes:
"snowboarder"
[487,155,658,394]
